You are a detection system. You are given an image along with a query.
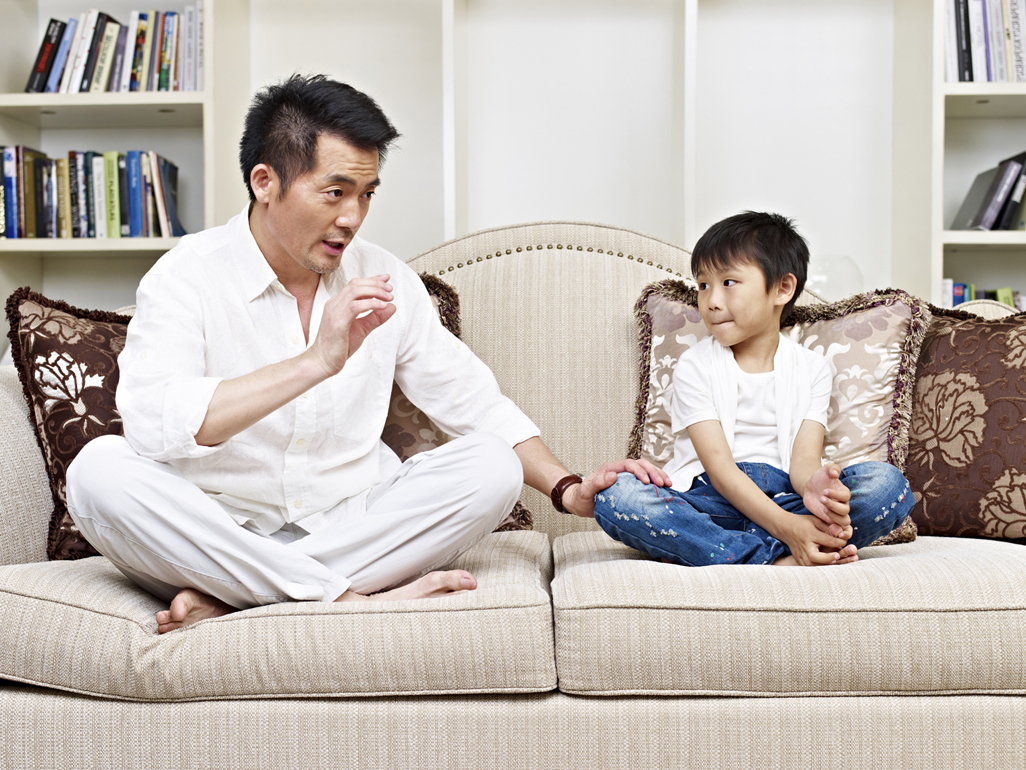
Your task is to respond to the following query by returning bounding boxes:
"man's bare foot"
[155,588,235,634]
[772,544,859,567]
[336,570,477,603]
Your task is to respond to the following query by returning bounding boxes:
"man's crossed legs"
[67,433,522,633]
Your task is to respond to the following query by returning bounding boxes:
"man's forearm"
[513,436,572,498]
[193,351,330,446]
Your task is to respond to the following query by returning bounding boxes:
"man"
[67,75,666,634]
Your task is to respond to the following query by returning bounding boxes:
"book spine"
[0,163,5,240]
[118,12,140,92]
[74,151,88,237]
[196,1,204,91]
[988,0,1009,80]
[92,154,107,239]
[982,0,994,79]
[79,12,110,92]
[149,151,170,237]
[183,6,196,91]
[31,158,45,239]
[68,153,79,237]
[159,156,185,236]
[969,0,989,80]
[979,159,1023,228]
[140,152,153,237]
[159,13,176,91]
[23,152,40,238]
[118,154,130,237]
[43,159,56,239]
[957,0,975,79]
[90,21,121,93]
[942,278,955,309]
[147,12,164,92]
[59,12,87,93]
[45,18,77,93]
[1003,0,1016,78]
[68,10,99,94]
[56,157,72,238]
[998,169,1026,228]
[172,12,183,91]
[83,152,96,238]
[139,12,154,91]
[103,151,120,239]
[25,19,66,93]
[1012,0,1026,80]
[2,147,17,239]
[109,24,130,92]
[947,0,961,82]
[127,151,143,237]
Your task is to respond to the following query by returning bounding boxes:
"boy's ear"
[775,273,798,307]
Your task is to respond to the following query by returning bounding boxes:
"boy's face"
[695,259,792,350]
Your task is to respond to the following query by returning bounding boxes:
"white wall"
[695,0,895,291]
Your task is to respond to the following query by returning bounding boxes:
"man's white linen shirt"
[116,207,539,536]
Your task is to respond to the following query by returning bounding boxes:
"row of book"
[942,279,1026,310]
[25,6,203,95]
[951,149,1026,229]
[1,146,186,241]
[946,0,1026,82]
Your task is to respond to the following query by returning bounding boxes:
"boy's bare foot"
[156,588,235,634]
[772,544,859,567]
[336,570,477,603]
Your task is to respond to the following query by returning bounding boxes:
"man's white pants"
[66,433,523,608]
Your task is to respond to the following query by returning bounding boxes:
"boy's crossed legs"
[594,461,913,567]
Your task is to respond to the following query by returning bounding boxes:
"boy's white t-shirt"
[662,334,832,493]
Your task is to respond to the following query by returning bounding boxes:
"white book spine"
[196,0,204,92]
[969,0,989,80]
[119,12,140,93]
[183,6,196,92]
[75,152,87,238]
[942,278,955,310]
[947,0,961,81]
[988,0,1009,80]
[92,155,107,239]
[68,9,100,94]
[1011,0,1026,80]
[59,12,88,94]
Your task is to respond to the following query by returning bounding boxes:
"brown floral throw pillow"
[6,288,129,560]
[6,276,529,562]
[905,307,1026,539]
[629,283,930,546]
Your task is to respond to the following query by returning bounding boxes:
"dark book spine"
[83,152,96,238]
[25,19,66,93]
[79,13,110,93]
[32,158,47,239]
[68,153,80,237]
[118,154,130,236]
[109,25,129,92]
[976,159,1023,228]
[0,160,5,239]
[956,0,974,81]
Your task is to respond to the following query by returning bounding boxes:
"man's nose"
[335,199,364,230]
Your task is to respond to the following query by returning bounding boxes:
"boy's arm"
[789,420,852,537]
[688,419,848,566]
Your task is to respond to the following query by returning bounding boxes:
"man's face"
[260,134,380,276]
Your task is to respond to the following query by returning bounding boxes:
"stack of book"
[941,279,1025,310]
[947,0,1026,82]
[1,146,186,240]
[951,149,1026,230]
[25,7,203,94]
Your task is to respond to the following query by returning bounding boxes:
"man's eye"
[362,190,376,200]
[328,189,343,198]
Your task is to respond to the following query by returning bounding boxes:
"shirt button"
[296,438,305,446]
[301,392,310,399]
[293,500,303,508]
[291,336,301,345]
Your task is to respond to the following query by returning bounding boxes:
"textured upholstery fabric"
[0,531,555,700]
[408,222,693,538]
[552,530,1026,696]
[3,685,1023,770]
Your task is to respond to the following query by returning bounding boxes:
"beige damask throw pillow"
[629,283,930,545]
[905,307,1026,539]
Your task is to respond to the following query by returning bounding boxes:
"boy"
[594,211,913,567]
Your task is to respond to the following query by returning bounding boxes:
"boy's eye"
[723,279,737,287]
[698,282,709,291]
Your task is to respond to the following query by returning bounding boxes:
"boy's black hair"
[690,211,809,323]
[239,74,401,201]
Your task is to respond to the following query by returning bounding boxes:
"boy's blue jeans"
[593,462,913,566]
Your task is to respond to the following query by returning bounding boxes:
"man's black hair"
[239,74,401,201]
[690,211,809,323]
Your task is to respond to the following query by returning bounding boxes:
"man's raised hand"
[311,274,397,376]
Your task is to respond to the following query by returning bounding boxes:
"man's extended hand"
[562,459,671,518]
[309,274,397,376]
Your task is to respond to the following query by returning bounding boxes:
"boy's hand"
[802,463,852,539]
[778,514,853,567]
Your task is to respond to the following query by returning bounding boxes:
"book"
[947,0,961,82]
[148,151,170,236]
[56,157,72,238]
[73,151,88,237]
[26,19,66,93]
[103,151,120,239]
[58,12,88,93]
[1012,0,1026,81]
[146,12,164,92]
[83,151,97,238]
[79,12,117,93]
[32,157,55,239]
[89,20,122,92]
[68,153,79,238]
[956,0,975,80]
[67,9,100,94]
[126,151,143,237]
[183,6,196,91]
[953,282,969,305]
[969,0,989,80]
[1002,0,1016,79]
[117,153,130,237]
[987,0,1009,80]
[942,277,955,309]
[3,147,17,239]
[158,12,176,91]
[92,154,107,239]
[108,24,130,93]
[44,18,78,93]
[116,12,140,92]
[951,158,1024,229]
[996,286,1017,306]
[156,155,186,236]
[140,152,154,236]
[0,155,4,240]
[130,13,149,91]
[21,148,48,238]
[196,1,204,91]
[994,150,1026,228]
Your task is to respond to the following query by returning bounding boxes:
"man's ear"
[775,273,798,307]
[250,164,276,204]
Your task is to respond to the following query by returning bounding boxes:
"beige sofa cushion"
[552,530,1026,696]
[0,531,555,701]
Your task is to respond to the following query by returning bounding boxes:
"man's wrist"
[550,474,583,513]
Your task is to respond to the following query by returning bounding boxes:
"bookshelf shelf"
[0,238,179,257]
[0,92,206,129]
[945,84,1026,119]
[943,230,1026,252]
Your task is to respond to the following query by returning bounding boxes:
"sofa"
[2,221,1026,769]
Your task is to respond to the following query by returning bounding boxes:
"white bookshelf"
[0,0,250,310]
[893,0,1026,304]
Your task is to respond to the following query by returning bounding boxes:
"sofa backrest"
[408,221,693,539]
